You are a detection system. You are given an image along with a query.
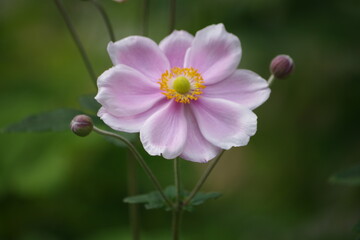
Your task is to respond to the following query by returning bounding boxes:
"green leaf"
[190,192,222,206]
[183,191,222,212]
[1,108,84,133]
[330,164,360,186]
[79,94,101,114]
[164,185,177,199]
[123,194,150,204]
[124,191,166,210]
[124,186,222,212]
[144,192,166,210]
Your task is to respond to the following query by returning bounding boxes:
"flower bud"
[70,115,93,137]
[270,55,294,79]
[113,0,127,2]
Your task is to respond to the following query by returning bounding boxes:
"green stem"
[174,157,181,205]
[92,126,173,209]
[172,157,182,240]
[53,0,97,87]
[169,0,177,33]
[172,208,181,240]
[142,0,150,36]
[89,0,116,42]
[126,151,140,240]
[183,150,225,206]
[267,74,275,87]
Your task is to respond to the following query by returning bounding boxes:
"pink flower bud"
[113,0,127,2]
[270,55,294,79]
[70,115,93,137]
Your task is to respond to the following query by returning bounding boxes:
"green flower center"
[172,76,191,94]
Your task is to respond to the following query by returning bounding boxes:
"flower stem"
[183,150,225,206]
[172,157,182,240]
[126,151,140,240]
[172,208,182,240]
[53,0,97,87]
[169,0,177,33]
[89,0,116,42]
[92,126,173,209]
[174,157,181,206]
[267,74,275,87]
[142,0,150,36]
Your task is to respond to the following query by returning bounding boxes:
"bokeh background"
[1,0,360,239]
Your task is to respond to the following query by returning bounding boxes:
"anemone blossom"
[95,24,270,162]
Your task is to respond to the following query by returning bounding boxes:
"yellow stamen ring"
[158,67,206,104]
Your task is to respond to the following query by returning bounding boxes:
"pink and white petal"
[140,101,187,159]
[159,30,194,68]
[204,69,271,110]
[180,107,221,163]
[97,99,168,133]
[95,65,163,117]
[184,24,241,85]
[191,97,257,149]
[107,36,170,81]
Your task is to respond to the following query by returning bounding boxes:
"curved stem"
[183,150,225,206]
[169,0,177,33]
[142,0,150,36]
[172,157,182,240]
[267,74,275,87]
[92,126,173,209]
[90,0,116,42]
[53,0,97,87]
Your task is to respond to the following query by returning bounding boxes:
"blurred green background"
[1,0,360,239]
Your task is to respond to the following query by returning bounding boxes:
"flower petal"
[191,98,257,149]
[204,69,271,110]
[140,101,187,159]
[184,24,241,85]
[107,36,170,80]
[97,99,168,133]
[95,65,163,117]
[159,30,194,68]
[180,107,221,163]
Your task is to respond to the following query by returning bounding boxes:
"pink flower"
[95,24,270,163]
